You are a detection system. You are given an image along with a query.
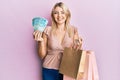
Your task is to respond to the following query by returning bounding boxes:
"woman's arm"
[73,27,83,50]
[33,30,47,59]
[38,32,47,59]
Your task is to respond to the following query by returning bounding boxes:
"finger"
[73,45,78,50]
[78,45,82,50]
[73,42,76,48]
[33,30,38,35]
[76,44,81,51]
[33,31,36,38]
[35,30,39,35]
[76,46,79,51]
[35,31,39,40]
[76,42,82,50]
[35,31,41,40]
[73,45,76,49]
[40,33,43,41]
[38,32,42,41]
[33,31,35,35]
[72,42,76,49]
[32,32,35,39]
[79,37,83,44]
[77,41,80,46]
[40,32,42,38]
[33,31,37,40]
[38,32,44,41]
[36,32,40,41]
[34,32,36,40]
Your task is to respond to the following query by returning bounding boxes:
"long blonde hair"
[51,2,73,37]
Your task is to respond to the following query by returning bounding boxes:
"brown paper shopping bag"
[59,47,86,79]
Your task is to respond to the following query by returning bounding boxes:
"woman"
[33,2,82,80]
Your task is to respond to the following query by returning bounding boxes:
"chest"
[47,32,73,50]
[55,31,66,44]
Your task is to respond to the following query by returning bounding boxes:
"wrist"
[38,40,44,44]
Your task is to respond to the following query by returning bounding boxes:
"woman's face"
[53,7,67,25]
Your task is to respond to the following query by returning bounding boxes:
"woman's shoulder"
[45,26,52,29]
[69,25,78,31]
[43,26,52,35]
[71,25,77,28]
[44,26,52,31]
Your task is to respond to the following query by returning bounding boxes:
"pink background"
[0,0,120,80]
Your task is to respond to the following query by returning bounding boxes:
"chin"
[57,21,65,24]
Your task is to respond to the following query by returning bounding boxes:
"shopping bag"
[59,47,87,79]
[83,51,99,80]
[62,50,99,80]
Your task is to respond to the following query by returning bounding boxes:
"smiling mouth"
[57,18,63,21]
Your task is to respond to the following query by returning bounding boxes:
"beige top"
[43,26,78,70]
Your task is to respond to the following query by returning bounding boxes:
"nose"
[58,12,62,17]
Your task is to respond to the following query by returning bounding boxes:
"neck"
[57,23,65,31]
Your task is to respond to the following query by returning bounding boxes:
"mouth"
[57,18,64,21]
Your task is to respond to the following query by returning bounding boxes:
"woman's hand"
[33,30,43,42]
[73,37,83,50]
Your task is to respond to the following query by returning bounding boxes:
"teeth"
[59,20,61,21]
[58,17,62,19]
[58,18,63,20]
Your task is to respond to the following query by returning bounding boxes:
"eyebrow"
[53,10,64,12]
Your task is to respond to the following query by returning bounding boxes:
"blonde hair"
[51,2,73,37]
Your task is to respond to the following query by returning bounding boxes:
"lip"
[57,18,64,20]
[58,19,63,21]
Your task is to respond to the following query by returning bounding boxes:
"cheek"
[53,15,57,19]
[53,16,57,21]
[63,15,67,20]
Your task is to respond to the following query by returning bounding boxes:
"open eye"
[53,11,59,14]
[61,11,65,14]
